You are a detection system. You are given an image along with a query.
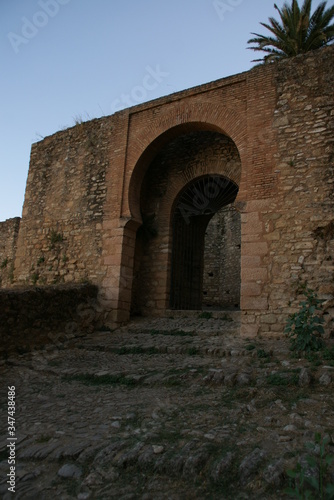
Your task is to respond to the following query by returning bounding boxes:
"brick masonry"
[1,45,333,336]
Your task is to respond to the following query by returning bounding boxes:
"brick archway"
[130,130,242,316]
[126,102,248,222]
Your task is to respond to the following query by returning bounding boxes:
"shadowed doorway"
[170,175,239,310]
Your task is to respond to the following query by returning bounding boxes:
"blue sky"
[1,0,332,221]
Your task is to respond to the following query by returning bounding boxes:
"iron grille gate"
[170,175,239,310]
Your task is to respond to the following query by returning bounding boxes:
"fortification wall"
[13,118,113,287]
[243,47,334,337]
[2,45,332,335]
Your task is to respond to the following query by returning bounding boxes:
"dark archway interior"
[170,175,239,310]
[131,130,241,317]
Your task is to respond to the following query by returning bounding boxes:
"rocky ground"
[0,313,334,499]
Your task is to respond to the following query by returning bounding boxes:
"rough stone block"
[242,242,268,256]
[241,296,268,310]
[241,283,262,296]
[240,322,259,338]
[241,267,268,282]
[260,314,277,324]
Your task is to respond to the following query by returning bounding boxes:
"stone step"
[122,314,241,340]
[165,309,241,322]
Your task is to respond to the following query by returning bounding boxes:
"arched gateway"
[130,130,242,316]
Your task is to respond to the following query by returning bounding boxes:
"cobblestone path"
[0,313,333,499]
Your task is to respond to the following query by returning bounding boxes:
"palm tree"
[247,0,334,63]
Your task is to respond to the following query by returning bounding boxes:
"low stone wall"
[0,283,101,356]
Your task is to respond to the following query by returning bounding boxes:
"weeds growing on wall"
[31,272,39,285]
[9,263,14,284]
[285,288,325,353]
[1,258,8,269]
[49,229,64,249]
[198,311,213,319]
[37,256,45,266]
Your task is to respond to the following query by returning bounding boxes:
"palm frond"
[247,0,334,63]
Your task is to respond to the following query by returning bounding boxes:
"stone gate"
[1,45,333,337]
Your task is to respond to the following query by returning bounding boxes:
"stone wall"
[13,118,113,288]
[274,47,334,334]
[242,46,334,337]
[203,206,241,310]
[0,217,20,288]
[0,284,100,356]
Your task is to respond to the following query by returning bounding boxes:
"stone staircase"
[0,314,333,499]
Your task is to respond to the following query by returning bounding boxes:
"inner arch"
[170,175,239,310]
